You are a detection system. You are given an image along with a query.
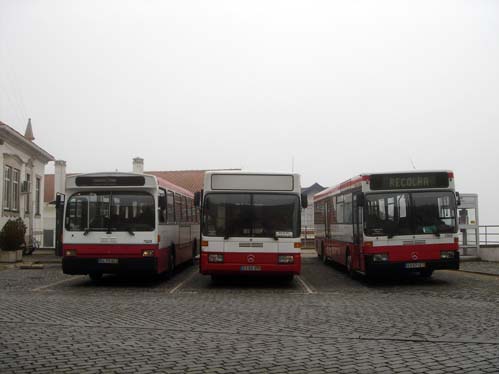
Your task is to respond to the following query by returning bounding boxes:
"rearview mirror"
[194,191,202,207]
[56,193,65,208]
[356,193,365,207]
[301,193,308,209]
[456,192,461,206]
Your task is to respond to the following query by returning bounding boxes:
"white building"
[301,182,326,241]
[0,120,54,246]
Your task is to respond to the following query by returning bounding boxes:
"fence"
[479,225,499,246]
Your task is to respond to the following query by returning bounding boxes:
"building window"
[35,177,41,215]
[25,174,31,213]
[12,169,20,211]
[3,166,12,210]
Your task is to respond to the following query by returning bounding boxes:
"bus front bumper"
[364,254,459,275]
[199,253,301,275]
[62,257,158,275]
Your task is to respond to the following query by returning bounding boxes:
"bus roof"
[314,170,454,202]
[66,172,194,197]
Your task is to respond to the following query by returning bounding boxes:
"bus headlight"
[278,255,294,264]
[440,250,455,259]
[65,249,77,256]
[142,250,155,257]
[372,253,389,262]
[208,254,224,263]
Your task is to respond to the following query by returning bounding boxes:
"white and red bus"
[196,171,307,279]
[62,172,200,280]
[314,171,460,277]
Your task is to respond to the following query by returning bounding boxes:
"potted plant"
[0,218,27,263]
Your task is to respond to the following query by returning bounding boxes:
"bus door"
[352,192,363,270]
[55,193,65,257]
[325,198,332,258]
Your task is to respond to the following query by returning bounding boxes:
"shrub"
[0,218,27,251]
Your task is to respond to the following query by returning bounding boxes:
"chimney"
[25,118,35,141]
[133,157,144,174]
[54,160,66,197]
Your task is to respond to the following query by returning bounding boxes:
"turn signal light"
[364,241,373,248]
[142,250,155,257]
[65,250,77,256]
[294,242,302,248]
[201,240,209,247]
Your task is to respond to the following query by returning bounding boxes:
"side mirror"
[357,193,365,207]
[301,193,308,209]
[456,192,461,206]
[56,193,65,208]
[194,191,202,207]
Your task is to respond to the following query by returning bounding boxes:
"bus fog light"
[278,255,294,264]
[440,250,455,259]
[142,250,155,257]
[65,250,77,256]
[373,253,389,262]
[208,254,224,263]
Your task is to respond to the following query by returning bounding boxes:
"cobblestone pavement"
[460,261,499,276]
[0,258,498,373]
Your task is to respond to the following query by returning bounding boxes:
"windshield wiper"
[127,227,135,236]
[433,226,441,237]
[83,228,91,236]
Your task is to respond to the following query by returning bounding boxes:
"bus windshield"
[365,191,456,237]
[66,191,155,232]
[203,193,300,238]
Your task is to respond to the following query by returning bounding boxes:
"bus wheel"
[346,250,354,278]
[420,269,433,278]
[191,239,197,265]
[89,272,102,281]
[167,249,175,278]
[322,249,329,264]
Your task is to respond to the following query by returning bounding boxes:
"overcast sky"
[0,0,498,223]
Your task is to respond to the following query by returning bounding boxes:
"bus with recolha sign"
[62,172,200,280]
[196,171,307,280]
[313,171,460,278]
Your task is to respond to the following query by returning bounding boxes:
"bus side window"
[344,193,353,224]
[158,188,167,224]
[182,196,188,223]
[187,198,193,223]
[166,191,175,223]
[336,195,344,224]
[174,193,182,223]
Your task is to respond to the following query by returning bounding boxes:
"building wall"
[0,141,47,246]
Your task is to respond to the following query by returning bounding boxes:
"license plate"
[405,262,425,269]
[240,265,261,271]
[98,258,118,264]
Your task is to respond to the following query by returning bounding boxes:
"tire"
[283,274,294,283]
[191,239,198,265]
[89,272,103,281]
[322,247,329,264]
[420,269,434,278]
[346,250,355,278]
[211,274,222,283]
[166,249,175,278]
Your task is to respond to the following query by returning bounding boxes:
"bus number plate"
[98,258,118,264]
[405,262,425,269]
[240,265,261,271]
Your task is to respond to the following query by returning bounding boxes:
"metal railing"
[479,225,499,246]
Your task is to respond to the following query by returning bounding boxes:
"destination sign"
[370,172,449,190]
[75,176,145,187]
